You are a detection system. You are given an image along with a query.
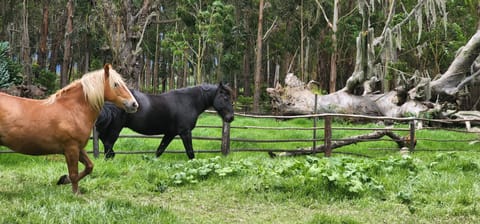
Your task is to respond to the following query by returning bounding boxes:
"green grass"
[1,114,479,223]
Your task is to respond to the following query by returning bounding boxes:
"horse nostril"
[124,100,139,113]
[225,116,234,123]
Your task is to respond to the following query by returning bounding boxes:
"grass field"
[0,114,479,223]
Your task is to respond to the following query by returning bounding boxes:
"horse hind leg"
[180,132,194,160]
[57,148,93,194]
[156,134,175,158]
[77,149,94,182]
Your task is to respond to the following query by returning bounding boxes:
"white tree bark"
[430,30,480,99]
[267,27,480,118]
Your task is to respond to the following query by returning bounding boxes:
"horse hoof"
[57,175,71,185]
[105,152,115,159]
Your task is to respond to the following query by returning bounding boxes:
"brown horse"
[0,64,138,194]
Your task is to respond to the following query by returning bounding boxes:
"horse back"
[125,89,203,135]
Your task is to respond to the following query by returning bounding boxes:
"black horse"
[95,83,234,159]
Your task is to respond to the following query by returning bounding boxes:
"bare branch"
[454,68,480,94]
[263,16,278,40]
[379,0,397,39]
[314,0,332,28]
[133,0,150,22]
[133,12,157,55]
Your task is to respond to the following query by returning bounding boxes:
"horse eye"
[114,82,119,88]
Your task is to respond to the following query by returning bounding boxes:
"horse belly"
[127,116,171,135]
[130,125,168,135]
[1,131,64,155]
[0,119,76,155]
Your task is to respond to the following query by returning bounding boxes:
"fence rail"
[1,112,478,157]
[86,112,480,158]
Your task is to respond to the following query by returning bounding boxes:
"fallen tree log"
[267,30,480,119]
[267,73,436,118]
[268,130,410,157]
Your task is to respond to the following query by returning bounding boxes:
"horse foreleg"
[180,132,194,160]
[155,134,175,158]
[57,149,80,194]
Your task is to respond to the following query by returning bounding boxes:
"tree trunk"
[429,30,480,100]
[242,41,252,96]
[21,0,32,85]
[82,34,90,74]
[329,0,339,93]
[98,0,154,88]
[48,7,66,73]
[253,0,264,113]
[241,3,253,97]
[152,15,160,93]
[269,130,408,157]
[60,0,73,87]
[38,1,49,70]
[182,52,188,88]
[300,0,304,80]
[0,1,6,40]
[144,55,151,90]
[195,37,204,85]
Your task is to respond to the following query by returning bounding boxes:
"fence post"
[409,119,416,152]
[324,116,332,157]
[92,126,100,158]
[312,94,318,152]
[221,121,231,155]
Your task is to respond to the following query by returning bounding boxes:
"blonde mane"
[45,67,126,112]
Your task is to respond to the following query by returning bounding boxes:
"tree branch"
[269,130,407,157]
[379,0,396,39]
[134,12,157,55]
[314,0,332,28]
[262,16,277,40]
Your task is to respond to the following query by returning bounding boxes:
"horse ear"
[218,81,230,88]
[104,64,111,79]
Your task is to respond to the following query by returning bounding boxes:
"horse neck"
[53,84,100,123]
[199,86,217,110]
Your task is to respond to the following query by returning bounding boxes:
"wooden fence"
[0,112,477,156]
[89,113,480,158]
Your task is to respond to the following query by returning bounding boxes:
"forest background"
[0,0,479,114]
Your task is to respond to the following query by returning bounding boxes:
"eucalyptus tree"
[93,0,158,88]
[252,0,264,113]
[59,0,73,87]
[163,0,235,85]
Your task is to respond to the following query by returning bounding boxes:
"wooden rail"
[88,112,480,158]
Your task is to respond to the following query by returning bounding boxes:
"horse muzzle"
[124,100,139,113]
[224,114,234,123]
